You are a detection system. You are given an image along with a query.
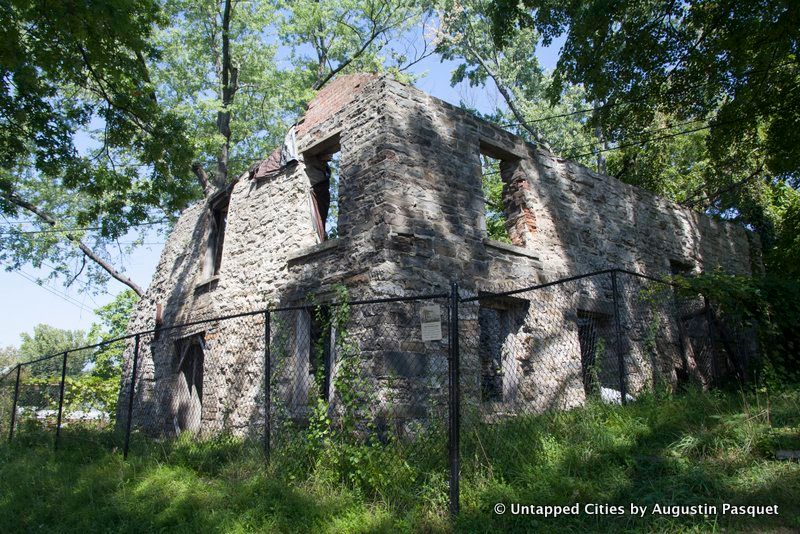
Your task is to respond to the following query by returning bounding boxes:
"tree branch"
[313,3,405,90]
[683,162,765,209]
[465,41,548,147]
[192,162,211,195]
[2,191,145,297]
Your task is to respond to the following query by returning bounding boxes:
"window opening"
[669,259,693,277]
[306,137,341,242]
[669,259,694,306]
[309,306,334,399]
[173,335,204,433]
[577,310,611,397]
[478,295,528,402]
[481,152,511,244]
[204,194,229,277]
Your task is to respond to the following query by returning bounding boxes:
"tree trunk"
[215,0,237,189]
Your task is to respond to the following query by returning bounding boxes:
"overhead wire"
[562,117,707,155]
[0,219,169,235]
[14,270,94,313]
[569,118,745,159]
[495,59,794,130]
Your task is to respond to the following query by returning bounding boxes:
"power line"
[17,269,92,310]
[564,118,706,155]
[0,219,168,235]
[14,270,94,314]
[94,155,260,172]
[496,60,793,130]
[569,120,735,159]
[36,261,108,306]
[112,241,166,245]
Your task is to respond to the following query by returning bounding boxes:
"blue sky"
[0,38,562,348]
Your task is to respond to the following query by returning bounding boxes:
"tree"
[0,0,196,296]
[488,0,800,274]
[60,290,140,418]
[18,324,90,376]
[278,0,428,91]
[489,0,799,173]
[434,0,601,241]
[9,292,137,417]
[0,346,19,374]
[1,0,429,297]
[159,0,428,195]
[87,290,139,379]
[434,0,603,161]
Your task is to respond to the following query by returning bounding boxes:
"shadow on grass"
[0,428,415,533]
[457,389,800,533]
[0,388,798,533]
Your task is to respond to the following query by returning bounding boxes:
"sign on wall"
[420,304,443,342]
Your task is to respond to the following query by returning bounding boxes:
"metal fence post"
[264,310,271,462]
[704,296,719,385]
[8,364,21,442]
[448,281,461,518]
[54,351,69,449]
[123,334,140,460]
[611,271,628,405]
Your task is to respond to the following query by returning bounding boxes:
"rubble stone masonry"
[117,74,759,436]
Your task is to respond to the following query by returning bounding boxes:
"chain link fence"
[120,313,267,446]
[1,269,758,516]
[0,367,14,440]
[455,270,752,515]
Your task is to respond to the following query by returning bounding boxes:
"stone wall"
[118,74,759,436]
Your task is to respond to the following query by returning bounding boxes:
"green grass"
[0,388,798,533]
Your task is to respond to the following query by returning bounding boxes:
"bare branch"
[192,162,211,195]
[2,191,145,297]
[463,41,548,147]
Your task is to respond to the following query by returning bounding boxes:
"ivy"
[672,273,800,389]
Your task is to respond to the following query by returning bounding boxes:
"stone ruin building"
[117,73,760,438]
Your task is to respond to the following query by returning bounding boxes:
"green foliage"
[459,388,800,532]
[0,345,19,373]
[1,0,427,294]
[304,284,412,495]
[88,290,139,379]
[672,273,800,388]
[764,183,800,278]
[276,0,424,89]
[153,0,311,182]
[605,120,710,203]
[487,0,800,276]
[435,0,598,166]
[0,0,195,231]
[481,156,511,243]
[587,336,605,396]
[489,0,800,175]
[74,291,139,418]
[1,389,799,532]
[19,324,89,376]
[15,291,138,419]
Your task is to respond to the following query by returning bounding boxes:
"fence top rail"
[11,289,453,366]
[459,268,673,303]
[616,268,677,287]
[460,269,614,303]
[9,270,680,366]
[270,291,448,312]
[0,365,15,382]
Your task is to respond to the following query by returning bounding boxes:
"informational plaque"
[420,304,443,341]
